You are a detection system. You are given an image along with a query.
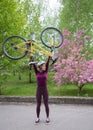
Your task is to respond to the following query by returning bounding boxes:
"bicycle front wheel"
[40,27,64,48]
[2,36,28,60]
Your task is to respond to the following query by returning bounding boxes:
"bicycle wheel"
[40,27,64,48]
[2,36,28,60]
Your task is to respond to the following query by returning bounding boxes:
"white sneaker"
[46,118,50,123]
[28,61,36,65]
[35,118,40,124]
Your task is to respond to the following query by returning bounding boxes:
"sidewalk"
[0,96,93,105]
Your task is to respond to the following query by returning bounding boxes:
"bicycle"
[2,27,64,63]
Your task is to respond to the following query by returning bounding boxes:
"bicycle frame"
[15,39,54,57]
[2,27,63,61]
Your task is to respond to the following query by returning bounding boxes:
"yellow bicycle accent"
[15,40,52,57]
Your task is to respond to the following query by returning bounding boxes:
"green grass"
[1,71,93,97]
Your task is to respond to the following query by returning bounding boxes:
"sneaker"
[28,61,37,65]
[35,118,40,124]
[46,118,50,123]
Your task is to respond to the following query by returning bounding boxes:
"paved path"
[0,103,93,130]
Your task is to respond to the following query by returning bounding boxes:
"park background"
[0,0,93,97]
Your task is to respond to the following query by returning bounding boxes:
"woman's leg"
[43,88,49,118]
[36,88,42,118]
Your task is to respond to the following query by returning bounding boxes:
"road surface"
[0,103,93,130]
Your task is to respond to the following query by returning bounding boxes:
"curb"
[0,96,93,105]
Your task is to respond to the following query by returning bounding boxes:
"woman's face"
[40,63,46,71]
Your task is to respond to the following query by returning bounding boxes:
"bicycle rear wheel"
[2,36,28,60]
[40,27,64,48]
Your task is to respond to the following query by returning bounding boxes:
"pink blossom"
[77,30,85,38]
[84,36,90,41]
[63,29,72,38]
[79,40,83,44]
[53,29,92,87]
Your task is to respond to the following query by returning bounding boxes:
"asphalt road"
[0,103,93,130]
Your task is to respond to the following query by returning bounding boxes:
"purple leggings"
[36,87,49,118]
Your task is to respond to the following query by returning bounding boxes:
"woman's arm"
[33,63,38,74]
[30,56,38,74]
[46,56,51,72]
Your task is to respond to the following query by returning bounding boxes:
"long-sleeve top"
[33,57,50,88]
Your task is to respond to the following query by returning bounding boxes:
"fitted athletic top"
[33,57,50,88]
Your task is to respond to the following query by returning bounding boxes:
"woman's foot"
[35,118,40,123]
[46,118,50,123]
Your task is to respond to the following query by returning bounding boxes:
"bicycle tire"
[40,27,64,48]
[2,35,28,60]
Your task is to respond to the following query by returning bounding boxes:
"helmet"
[37,61,45,67]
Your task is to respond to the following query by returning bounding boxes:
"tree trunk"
[0,86,1,95]
[78,85,83,95]
[18,71,21,80]
[29,52,33,83]
[29,65,32,83]
[13,69,16,76]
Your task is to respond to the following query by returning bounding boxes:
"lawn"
[1,71,93,97]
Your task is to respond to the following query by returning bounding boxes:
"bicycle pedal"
[51,57,58,65]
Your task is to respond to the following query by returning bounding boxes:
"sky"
[21,0,62,27]
[49,0,60,10]
[38,0,61,24]
[29,0,62,27]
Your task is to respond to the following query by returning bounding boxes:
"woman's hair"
[38,66,42,71]
[38,63,45,72]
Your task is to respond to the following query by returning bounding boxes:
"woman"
[30,56,50,123]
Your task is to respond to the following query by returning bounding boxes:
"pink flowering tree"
[53,29,93,93]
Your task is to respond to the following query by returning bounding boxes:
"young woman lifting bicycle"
[29,56,51,123]
[2,27,64,124]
